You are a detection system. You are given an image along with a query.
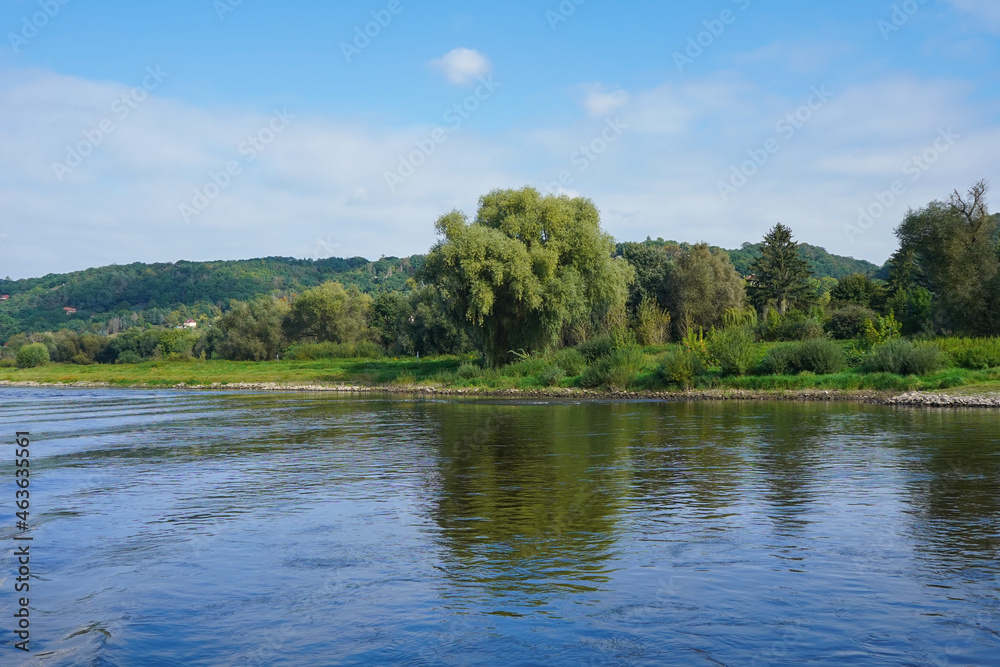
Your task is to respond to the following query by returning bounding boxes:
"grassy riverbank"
[2,348,999,397]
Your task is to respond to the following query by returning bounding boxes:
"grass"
[1,342,999,396]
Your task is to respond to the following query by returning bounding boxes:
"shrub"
[578,336,615,362]
[16,343,50,369]
[286,341,383,360]
[857,312,902,351]
[538,365,566,387]
[456,362,482,379]
[117,350,142,365]
[795,339,847,375]
[392,371,417,386]
[581,346,645,389]
[757,339,846,375]
[708,325,759,376]
[934,337,1000,370]
[0,358,16,368]
[505,357,551,377]
[657,348,704,389]
[759,310,825,342]
[759,344,798,375]
[863,339,942,376]
[552,348,587,376]
[826,305,879,340]
[635,297,672,346]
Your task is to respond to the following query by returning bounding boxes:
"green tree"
[667,243,746,336]
[16,342,49,368]
[750,223,814,315]
[283,282,372,344]
[216,297,289,361]
[420,187,633,365]
[619,242,671,311]
[829,273,888,311]
[894,181,999,334]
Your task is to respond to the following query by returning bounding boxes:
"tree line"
[3,183,997,370]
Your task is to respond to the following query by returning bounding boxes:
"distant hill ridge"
[0,242,882,338]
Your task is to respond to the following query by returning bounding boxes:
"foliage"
[728,240,879,281]
[749,223,815,315]
[16,343,49,368]
[894,181,999,334]
[931,337,1000,370]
[216,297,289,361]
[538,365,566,387]
[722,306,758,329]
[285,341,383,360]
[283,282,372,345]
[857,312,901,351]
[829,273,888,311]
[618,242,672,310]
[657,348,704,389]
[551,348,587,376]
[758,339,846,375]
[826,305,879,340]
[580,346,645,389]
[634,297,672,346]
[863,339,943,376]
[667,243,746,335]
[420,187,633,366]
[758,309,825,341]
[456,362,482,379]
[708,325,759,376]
[885,286,934,336]
[681,327,714,366]
[579,336,616,362]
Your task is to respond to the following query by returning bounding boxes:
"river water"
[1,388,998,665]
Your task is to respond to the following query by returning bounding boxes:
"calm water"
[1,389,999,666]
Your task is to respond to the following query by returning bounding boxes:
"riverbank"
[3,377,1000,407]
[2,357,999,406]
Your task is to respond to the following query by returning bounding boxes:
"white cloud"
[429,48,492,87]
[1,66,998,279]
[582,85,630,117]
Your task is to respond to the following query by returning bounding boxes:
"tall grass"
[931,337,1000,370]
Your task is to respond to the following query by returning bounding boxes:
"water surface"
[1,389,998,665]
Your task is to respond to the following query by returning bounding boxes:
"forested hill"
[0,255,423,336]
[0,241,880,339]
[628,238,882,280]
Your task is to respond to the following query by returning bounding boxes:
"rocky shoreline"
[3,379,999,407]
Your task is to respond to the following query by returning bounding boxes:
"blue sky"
[0,0,998,278]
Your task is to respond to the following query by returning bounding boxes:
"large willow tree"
[420,187,633,366]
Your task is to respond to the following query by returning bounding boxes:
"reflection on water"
[0,389,998,665]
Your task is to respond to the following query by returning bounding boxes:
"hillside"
[0,241,881,341]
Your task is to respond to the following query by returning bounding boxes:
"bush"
[758,344,798,375]
[759,310,825,342]
[538,365,566,387]
[286,341,383,360]
[578,336,615,362]
[16,343,50,369]
[635,297,672,346]
[580,346,645,389]
[0,358,16,368]
[826,305,879,340]
[863,339,942,376]
[934,337,1000,370]
[552,348,587,376]
[657,348,704,389]
[117,350,142,365]
[505,357,551,377]
[708,325,759,376]
[456,362,482,379]
[795,339,847,375]
[757,339,846,375]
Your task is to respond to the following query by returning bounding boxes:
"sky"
[0,0,997,279]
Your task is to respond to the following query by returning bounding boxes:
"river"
[1,388,998,665]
